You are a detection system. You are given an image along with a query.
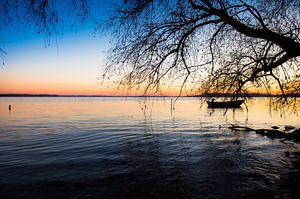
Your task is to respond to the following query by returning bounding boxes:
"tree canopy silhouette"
[105,0,300,99]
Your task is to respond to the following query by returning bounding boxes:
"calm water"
[0,97,299,198]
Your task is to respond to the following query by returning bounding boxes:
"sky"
[0,0,125,95]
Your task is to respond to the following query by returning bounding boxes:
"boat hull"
[207,100,244,108]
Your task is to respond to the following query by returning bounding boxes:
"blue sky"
[0,0,121,95]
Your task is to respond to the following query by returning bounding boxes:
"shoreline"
[0,94,300,98]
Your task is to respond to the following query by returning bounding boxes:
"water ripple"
[0,97,299,198]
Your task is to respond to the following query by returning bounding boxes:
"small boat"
[207,99,244,108]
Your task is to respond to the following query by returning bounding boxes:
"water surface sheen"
[0,97,299,198]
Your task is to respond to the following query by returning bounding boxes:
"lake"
[0,97,299,198]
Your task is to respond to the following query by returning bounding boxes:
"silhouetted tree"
[105,0,300,100]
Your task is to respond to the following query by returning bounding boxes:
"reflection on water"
[0,97,299,198]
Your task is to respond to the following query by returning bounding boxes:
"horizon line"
[0,93,181,97]
[1,93,299,97]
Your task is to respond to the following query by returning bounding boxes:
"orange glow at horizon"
[0,29,184,96]
[0,31,280,96]
[1,74,280,96]
[0,73,182,96]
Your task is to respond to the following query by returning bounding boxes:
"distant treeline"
[191,93,300,98]
[0,94,107,97]
[1,93,299,97]
[0,94,59,97]
[0,94,171,97]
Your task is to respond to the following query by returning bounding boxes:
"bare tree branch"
[105,0,300,100]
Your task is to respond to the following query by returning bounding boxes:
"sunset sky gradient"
[0,1,290,96]
[0,0,130,95]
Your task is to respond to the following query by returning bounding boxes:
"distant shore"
[0,94,177,97]
[0,94,110,97]
[0,93,299,98]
